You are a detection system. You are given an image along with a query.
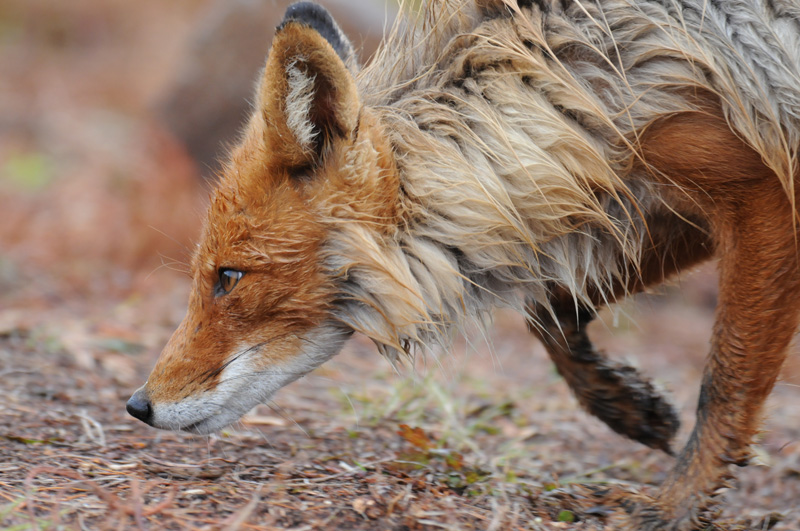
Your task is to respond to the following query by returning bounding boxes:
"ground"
[1,1,799,529]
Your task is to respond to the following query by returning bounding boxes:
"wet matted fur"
[129,1,800,529]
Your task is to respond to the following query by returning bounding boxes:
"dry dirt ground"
[1,1,799,529]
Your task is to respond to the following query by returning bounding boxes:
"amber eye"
[217,269,244,296]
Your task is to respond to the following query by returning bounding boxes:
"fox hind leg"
[610,96,800,529]
[627,188,800,529]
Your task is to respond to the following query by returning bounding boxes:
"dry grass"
[1,287,799,529]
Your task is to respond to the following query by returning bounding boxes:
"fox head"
[127,2,401,433]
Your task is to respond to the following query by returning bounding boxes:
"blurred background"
[0,1,798,526]
[0,0,390,314]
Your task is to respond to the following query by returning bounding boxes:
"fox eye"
[217,269,244,296]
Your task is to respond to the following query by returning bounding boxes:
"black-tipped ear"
[279,2,358,72]
[255,10,360,170]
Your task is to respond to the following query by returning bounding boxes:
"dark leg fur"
[528,299,680,454]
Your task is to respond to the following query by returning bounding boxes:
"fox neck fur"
[317,0,800,356]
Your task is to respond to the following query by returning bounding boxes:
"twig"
[24,466,177,526]
[220,486,262,530]
[283,459,394,484]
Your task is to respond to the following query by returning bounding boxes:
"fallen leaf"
[398,424,433,451]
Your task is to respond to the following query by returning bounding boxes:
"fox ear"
[257,2,360,169]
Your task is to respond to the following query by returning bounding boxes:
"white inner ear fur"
[285,60,317,150]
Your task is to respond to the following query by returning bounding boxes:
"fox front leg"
[527,298,680,454]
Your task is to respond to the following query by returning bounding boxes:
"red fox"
[128,1,800,528]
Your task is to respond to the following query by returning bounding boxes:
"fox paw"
[582,484,713,531]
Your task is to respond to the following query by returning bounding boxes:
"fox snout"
[128,314,351,434]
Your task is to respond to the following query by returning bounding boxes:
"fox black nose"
[126,388,153,425]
